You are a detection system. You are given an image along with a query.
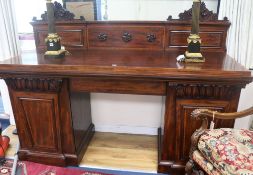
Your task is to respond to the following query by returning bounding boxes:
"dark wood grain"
[166,22,229,52]
[9,89,66,166]
[87,24,164,49]
[30,20,230,52]
[175,100,229,161]
[70,78,166,95]
[0,51,250,82]
[1,20,252,174]
[58,79,78,165]
[32,23,86,51]
[70,91,94,163]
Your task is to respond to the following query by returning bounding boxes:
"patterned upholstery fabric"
[197,128,253,175]
[193,150,222,175]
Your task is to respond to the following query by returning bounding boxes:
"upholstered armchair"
[185,107,253,175]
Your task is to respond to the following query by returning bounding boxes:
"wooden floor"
[3,125,18,159]
[3,125,158,172]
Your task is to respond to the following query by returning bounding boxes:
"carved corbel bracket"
[185,108,209,175]
[4,77,63,92]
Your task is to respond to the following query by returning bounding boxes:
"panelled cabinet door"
[12,91,62,153]
[175,99,232,162]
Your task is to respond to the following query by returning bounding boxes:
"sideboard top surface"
[0,50,251,82]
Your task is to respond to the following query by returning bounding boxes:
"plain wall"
[105,0,218,20]
[234,81,253,129]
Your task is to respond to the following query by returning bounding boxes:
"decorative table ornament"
[184,0,205,62]
[44,0,66,58]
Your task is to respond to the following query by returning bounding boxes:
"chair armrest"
[187,106,253,167]
[191,106,253,120]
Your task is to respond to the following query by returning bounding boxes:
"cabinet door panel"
[13,92,62,153]
[175,99,231,162]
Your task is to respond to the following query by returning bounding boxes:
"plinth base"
[45,49,66,58]
[184,51,205,63]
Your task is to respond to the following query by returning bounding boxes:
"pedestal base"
[45,49,66,58]
[184,51,205,63]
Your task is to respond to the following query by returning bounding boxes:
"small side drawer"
[166,24,228,52]
[88,25,165,49]
[34,25,86,51]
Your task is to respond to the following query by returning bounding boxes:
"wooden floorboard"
[3,125,18,159]
[3,126,158,172]
[80,132,158,172]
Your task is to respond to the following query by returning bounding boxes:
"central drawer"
[87,24,165,49]
[70,77,166,95]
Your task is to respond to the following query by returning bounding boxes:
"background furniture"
[186,108,253,175]
[0,4,252,175]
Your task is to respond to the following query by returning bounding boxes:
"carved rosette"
[169,83,236,99]
[5,77,63,92]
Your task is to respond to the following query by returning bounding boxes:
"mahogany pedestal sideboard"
[0,50,252,174]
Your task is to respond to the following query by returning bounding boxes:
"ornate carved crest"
[39,1,75,21]
[5,77,63,92]
[179,2,218,21]
[168,2,224,21]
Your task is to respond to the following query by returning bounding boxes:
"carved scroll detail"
[178,2,218,21]
[5,77,63,92]
[169,83,234,99]
[39,1,75,21]
[185,109,209,175]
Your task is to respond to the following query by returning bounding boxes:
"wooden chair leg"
[186,159,206,175]
[185,159,194,174]
[185,111,209,175]
[193,169,205,175]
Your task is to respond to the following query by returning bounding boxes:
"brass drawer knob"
[122,32,132,42]
[147,34,156,42]
[97,33,108,41]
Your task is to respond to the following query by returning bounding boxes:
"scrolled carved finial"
[178,2,218,21]
[223,17,229,21]
[32,16,37,21]
[80,16,85,21]
[191,109,209,119]
[167,15,172,21]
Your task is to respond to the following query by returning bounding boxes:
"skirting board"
[94,125,158,135]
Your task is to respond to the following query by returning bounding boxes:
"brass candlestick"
[44,0,66,58]
[184,0,205,62]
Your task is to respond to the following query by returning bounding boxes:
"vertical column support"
[158,83,177,173]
